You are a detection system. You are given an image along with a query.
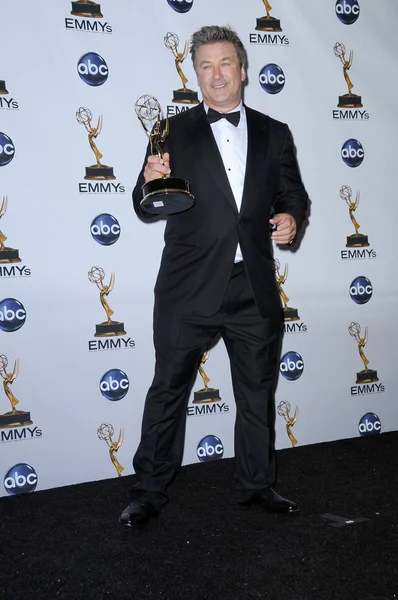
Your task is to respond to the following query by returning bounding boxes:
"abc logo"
[358,413,381,437]
[100,369,129,401]
[349,276,373,304]
[197,435,224,463]
[341,139,364,168]
[259,64,285,95]
[91,214,121,246]
[167,0,193,13]
[335,0,360,25]
[0,132,15,167]
[77,52,108,86]
[4,463,38,496]
[280,351,304,381]
[0,298,26,332]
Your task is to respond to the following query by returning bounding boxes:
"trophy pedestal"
[346,233,369,247]
[193,388,221,404]
[94,321,126,337]
[172,88,200,105]
[0,410,33,429]
[0,247,21,263]
[141,177,195,215]
[0,80,8,95]
[255,16,282,31]
[283,307,300,321]
[356,369,379,384]
[71,2,103,17]
[85,164,116,180]
[338,94,363,108]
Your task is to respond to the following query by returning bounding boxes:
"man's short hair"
[190,25,248,72]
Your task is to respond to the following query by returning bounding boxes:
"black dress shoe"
[239,488,299,514]
[119,500,158,527]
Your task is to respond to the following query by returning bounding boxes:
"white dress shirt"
[205,102,248,263]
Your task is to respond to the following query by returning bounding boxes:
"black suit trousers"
[130,262,281,511]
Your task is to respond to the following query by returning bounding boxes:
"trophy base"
[84,164,116,180]
[356,369,379,384]
[172,89,200,105]
[71,2,103,17]
[193,388,221,404]
[283,307,300,322]
[255,16,282,31]
[0,410,33,429]
[338,94,363,108]
[346,233,369,248]
[0,247,21,263]
[141,177,195,215]
[0,85,8,95]
[94,321,126,337]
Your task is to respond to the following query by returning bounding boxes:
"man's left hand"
[270,213,297,245]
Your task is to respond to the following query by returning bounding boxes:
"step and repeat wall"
[1,0,398,496]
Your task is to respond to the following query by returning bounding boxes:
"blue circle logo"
[341,139,364,167]
[4,464,38,496]
[335,0,360,24]
[167,0,193,12]
[349,276,373,304]
[358,413,381,437]
[100,369,129,401]
[259,64,285,94]
[77,52,108,86]
[0,298,26,332]
[280,351,304,381]
[197,435,224,462]
[90,214,121,246]
[0,132,15,167]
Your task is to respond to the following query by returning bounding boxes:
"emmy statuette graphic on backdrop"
[164,32,200,105]
[0,196,21,263]
[76,107,116,180]
[97,423,124,477]
[0,80,8,95]
[274,259,299,321]
[334,42,363,108]
[340,186,369,247]
[255,0,282,32]
[134,94,195,215]
[70,0,103,18]
[348,322,379,384]
[193,351,221,404]
[88,266,126,337]
[0,355,32,429]
[277,401,299,447]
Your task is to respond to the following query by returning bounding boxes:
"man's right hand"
[144,152,171,183]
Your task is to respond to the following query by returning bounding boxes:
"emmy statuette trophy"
[348,322,379,384]
[274,259,300,321]
[76,107,116,180]
[0,355,33,429]
[0,196,21,263]
[164,32,200,105]
[334,43,363,108]
[97,423,124,477]
[88,266,126,337]
[134,95,195,215]
[277,401,299,447]
[0,80,8,95]
[340,186,369,247]
[193,351,221,404]
[255,0,282,32]
[71,0,103,18]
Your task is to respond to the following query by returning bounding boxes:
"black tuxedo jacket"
[132,103,308,319]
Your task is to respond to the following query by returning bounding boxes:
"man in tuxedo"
[120,25,308,527]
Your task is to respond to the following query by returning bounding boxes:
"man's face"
[195,41,246,112]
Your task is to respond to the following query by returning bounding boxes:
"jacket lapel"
[240,106,270,213]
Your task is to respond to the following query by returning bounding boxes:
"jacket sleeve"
[132,140,158,221]
[273,124,309,236]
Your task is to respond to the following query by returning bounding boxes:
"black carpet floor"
[1,433,397,600]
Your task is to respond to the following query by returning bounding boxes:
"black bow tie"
[207,107,241,127]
